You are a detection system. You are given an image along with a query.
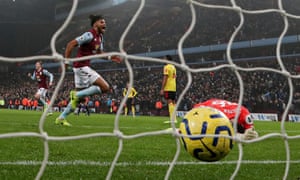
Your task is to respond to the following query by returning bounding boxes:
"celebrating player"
[160,55,177,123]
[28,61,53,115]
[123,83,138,117]
[55,14,122,126]
[194,99,259,140]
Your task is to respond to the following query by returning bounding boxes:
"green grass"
[0,109,300,180]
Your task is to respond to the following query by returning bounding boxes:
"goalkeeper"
[194,99,259,140]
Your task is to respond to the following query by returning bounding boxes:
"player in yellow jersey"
[123,83,138,117]
[160,55,177,123]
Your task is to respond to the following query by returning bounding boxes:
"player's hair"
[36,60,42,65]
[89,14,104,27]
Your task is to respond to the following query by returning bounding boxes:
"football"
[179,106,234,162]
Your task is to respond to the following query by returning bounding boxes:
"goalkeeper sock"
[59,103,72,119]
[76,86,101,98]
[131,106,135,117]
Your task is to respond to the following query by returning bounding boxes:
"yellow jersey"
[123,87,137,98]
[163,64,176,91]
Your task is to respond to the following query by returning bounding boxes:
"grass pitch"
[0,109,300,180]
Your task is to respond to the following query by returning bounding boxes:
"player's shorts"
[163,91,176,101]
[73,66,100,89]
[126,98,135,107]
[36,88,47,98]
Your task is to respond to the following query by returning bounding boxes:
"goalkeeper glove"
[237,128,259,140]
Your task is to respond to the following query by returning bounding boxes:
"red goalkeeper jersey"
[194,99,253,133]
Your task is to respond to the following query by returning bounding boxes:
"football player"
[194,99,258,140]
[28,61,53,115]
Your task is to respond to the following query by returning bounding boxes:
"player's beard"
[98,27,105,34]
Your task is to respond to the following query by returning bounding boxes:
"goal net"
[0,0,300,179]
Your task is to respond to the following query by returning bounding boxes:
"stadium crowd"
[52,0,300,55]
[1,0,300,118]
[0,59,299,118]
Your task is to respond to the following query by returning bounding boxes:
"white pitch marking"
[1,160,300,166]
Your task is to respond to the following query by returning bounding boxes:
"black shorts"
[163,91,176,101]
[126,97,135,107]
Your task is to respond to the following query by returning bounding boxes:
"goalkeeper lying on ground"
[193,99,259,140]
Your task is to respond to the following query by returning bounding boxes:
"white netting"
[1,0,300,179]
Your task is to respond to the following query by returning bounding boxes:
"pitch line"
[1,160,300,166]
[2,122,300,132]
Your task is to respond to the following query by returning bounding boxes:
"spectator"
[155,99,163,116]
[95,99,100,113]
